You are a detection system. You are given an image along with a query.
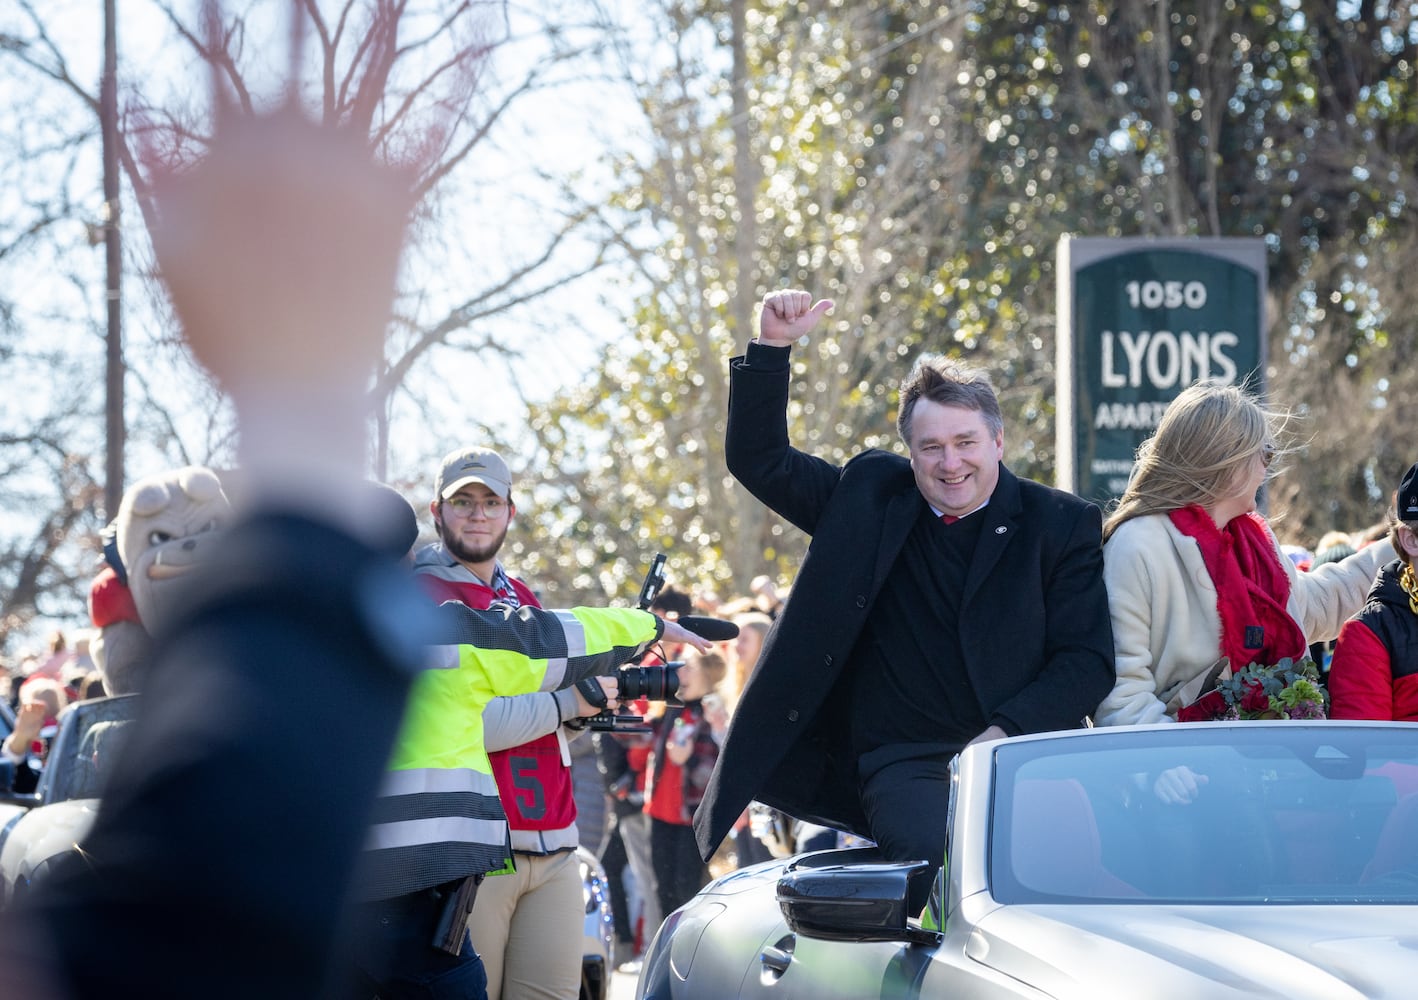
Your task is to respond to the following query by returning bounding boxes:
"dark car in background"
[0,694,135,904]
[638,722,1418,999]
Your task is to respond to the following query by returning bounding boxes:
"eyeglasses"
[444,496,508,517]
[1260,443,1277,469]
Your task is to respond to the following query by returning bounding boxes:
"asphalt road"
[608,965,638,999]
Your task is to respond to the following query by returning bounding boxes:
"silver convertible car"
[638,722,1418,999]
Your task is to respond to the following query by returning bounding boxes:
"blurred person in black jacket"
[0,6,424,996]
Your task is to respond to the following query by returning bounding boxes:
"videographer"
[352,593,711,1000]
[410,445,619,1000]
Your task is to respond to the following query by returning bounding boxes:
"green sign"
[1056,237,1266,506]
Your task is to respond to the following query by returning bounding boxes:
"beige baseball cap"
[435,447,512,500]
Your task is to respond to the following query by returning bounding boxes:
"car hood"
[969,902,1418,999]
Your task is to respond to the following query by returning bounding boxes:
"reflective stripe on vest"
[366,815,510,851]
[362,763,511,895]
[379,766,500,797]
[367,766,504,832]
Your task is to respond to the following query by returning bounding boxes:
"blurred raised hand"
[143,0,418,489]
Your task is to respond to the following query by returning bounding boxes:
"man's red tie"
[940,513,959,525]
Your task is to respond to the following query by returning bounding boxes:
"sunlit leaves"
[520,0,1418,599]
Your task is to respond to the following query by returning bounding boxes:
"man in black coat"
[694,290,1115,913]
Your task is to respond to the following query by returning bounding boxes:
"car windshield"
[990,724,1418,905]
[43,695,140,804]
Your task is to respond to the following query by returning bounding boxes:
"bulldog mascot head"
[88,466,230,695]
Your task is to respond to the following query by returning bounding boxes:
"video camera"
[576,661,684,734]
[574,553,735,734]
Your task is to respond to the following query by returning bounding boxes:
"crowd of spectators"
[2,631,106,717]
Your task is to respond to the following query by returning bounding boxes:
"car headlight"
[580,857,607,915]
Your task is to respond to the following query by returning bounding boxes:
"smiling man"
[425,448,517,576]
[694,290,1115,914]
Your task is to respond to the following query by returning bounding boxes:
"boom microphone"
[677,615,740,642]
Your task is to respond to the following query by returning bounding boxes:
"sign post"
[1056,237,1267,506]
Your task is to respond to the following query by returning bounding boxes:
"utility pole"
[101,0,124,520]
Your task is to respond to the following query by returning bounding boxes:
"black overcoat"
[694,344,1115,859]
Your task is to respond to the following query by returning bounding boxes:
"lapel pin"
[995,526,1008,534]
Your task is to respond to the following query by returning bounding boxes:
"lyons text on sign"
[1056,237,1266,506]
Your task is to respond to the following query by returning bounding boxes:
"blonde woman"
[1095,381,1392,731]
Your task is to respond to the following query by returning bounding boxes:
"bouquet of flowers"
[1176,656,1328,722]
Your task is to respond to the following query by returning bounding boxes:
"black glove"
[575,675,610,710]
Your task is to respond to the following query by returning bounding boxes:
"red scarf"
[1170,505,1307,671]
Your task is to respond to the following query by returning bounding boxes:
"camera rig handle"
[637,553,667,611]
[575,676,609,710]
[568,670,655,734]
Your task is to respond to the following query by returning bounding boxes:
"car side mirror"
[777,859,941,946]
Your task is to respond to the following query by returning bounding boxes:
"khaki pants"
[465,850,583,1000]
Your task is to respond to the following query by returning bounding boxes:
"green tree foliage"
[522,0,984,603]
[525,0,1418,606]
[2,1,1414,637]
[921,0,1418,537]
